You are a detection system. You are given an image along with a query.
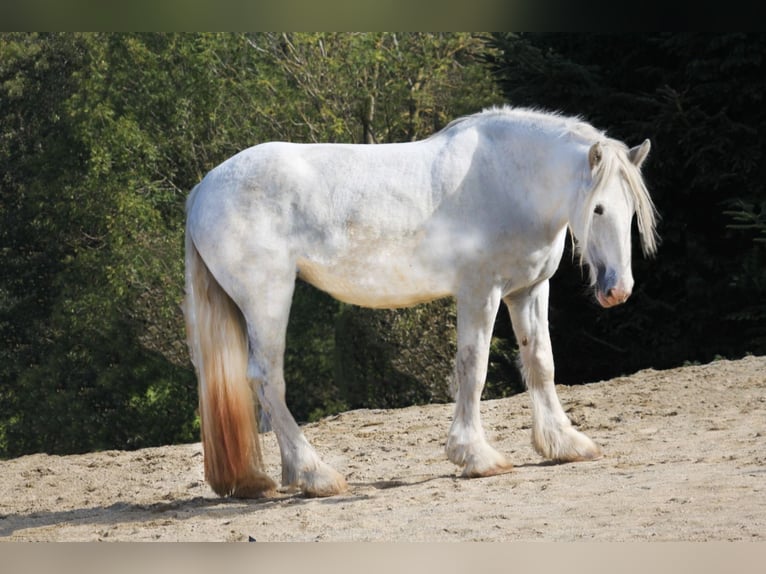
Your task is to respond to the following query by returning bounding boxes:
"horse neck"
[450,116,593,237]
[521,134,590,235]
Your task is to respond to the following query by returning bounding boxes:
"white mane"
[438,105,605,143]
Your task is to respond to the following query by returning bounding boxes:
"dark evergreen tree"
[487,33,766,383]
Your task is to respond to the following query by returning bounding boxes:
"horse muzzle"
[595,266,633,308]
[596,287,631,308]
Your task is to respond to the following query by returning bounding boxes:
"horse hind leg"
[240,271,348,498]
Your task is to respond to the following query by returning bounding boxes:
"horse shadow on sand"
[0,473,470,539]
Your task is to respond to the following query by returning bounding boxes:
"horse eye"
[594,204,604,215]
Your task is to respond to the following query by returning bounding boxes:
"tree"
[246,33,500,144]
[1,33,92,454]
[0,33,213,455]
[1,32,507,456]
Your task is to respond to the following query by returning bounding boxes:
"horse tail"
[184,185,276,498]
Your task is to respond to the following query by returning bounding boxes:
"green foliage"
[284,283,346,423]
[335,299,458,410]
[0,32,503,457]
[246,33,501,144]
[725,200,766,243]
[0,33,201,456]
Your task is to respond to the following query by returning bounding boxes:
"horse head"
[580,138,656,308]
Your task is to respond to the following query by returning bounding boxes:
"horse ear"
[628,139,651,168]
[588,142,603,171]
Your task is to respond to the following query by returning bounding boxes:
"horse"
[184,105,658,498]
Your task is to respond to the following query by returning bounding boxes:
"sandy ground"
[1,355,764,542]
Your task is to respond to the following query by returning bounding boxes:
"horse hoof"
[230,473,279,499]
[302,474,348,498]
[533,426,603,463]
[293,463,349,498]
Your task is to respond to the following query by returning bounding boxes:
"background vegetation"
[1,33,763,458]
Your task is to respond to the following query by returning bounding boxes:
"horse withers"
[184,106,658,498]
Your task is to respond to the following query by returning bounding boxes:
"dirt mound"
[1,355,764,541]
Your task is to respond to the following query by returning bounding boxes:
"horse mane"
[437,105,605,142]
[440,105,659,259]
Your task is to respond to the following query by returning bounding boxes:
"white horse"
[184,106,658,498]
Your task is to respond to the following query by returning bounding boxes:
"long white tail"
[184,187,276,498]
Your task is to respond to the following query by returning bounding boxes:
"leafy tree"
[1,33,91,454]
[0,32,506,456]
[0,33,206,455]
[246,33,500,144]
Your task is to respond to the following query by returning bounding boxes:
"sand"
[1,355,764,542]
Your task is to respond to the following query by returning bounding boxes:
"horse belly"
[296,253,451,309]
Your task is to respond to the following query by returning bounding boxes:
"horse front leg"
[446,285,514,477]
[505,280,602,462]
